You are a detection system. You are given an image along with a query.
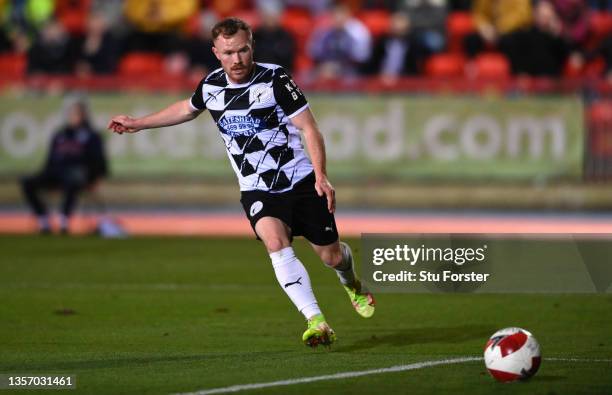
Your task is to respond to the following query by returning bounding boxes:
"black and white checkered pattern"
[190,63,313,193]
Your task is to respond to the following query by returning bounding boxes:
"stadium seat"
[585,57,606,78]
[281,8,314,54]
[357,10,391,37]
[118,52,164,76]
[425,53,466,78]
[473,53,510,79]
[0,53,27,78]
[56,0,90,35]
[233,10,261,29]
[294,53,313,74]
[589,11,612,48]
[447,12,476,53]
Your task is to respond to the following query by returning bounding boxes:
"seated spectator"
[27,19,75,74]
[124,0,196,53]
[308,3,372,80]
[550,0,590,50]
[1,0,55,53]
[365,12,428,79]
[75,12,120,75]
[396,0,448,53]
[463,0,533,73]
[21,98,108,234]
[513,0,571,76]
[253,7,296,71]
[284,0,332,15]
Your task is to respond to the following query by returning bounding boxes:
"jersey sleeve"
[272,67,308,118]
[189,78,207,111]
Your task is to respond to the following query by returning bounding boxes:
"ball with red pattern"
[484,327,541,382]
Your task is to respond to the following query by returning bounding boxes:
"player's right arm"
[107,99,201,134]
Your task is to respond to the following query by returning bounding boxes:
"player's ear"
[212,44,221,61]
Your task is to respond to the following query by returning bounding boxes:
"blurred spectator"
[396,0,448,53]
[253,7,296,71]
[308,3,372,80]
[207,0,251,17]
[75,12,120,75]
[513,0,571,76]
[463,0,532,72]
[284,0,331,15]
[447,0,472,10]
[124,0,196,53]
[27,19,75,74]
[91,0,125,30]
[550,0,591,50]
[0,0,55,53]
[588,0,612,9]
[21,98,108,234]
[365,11,428,79]
[187,11,220,79]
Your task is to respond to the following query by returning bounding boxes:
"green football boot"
[302,314,336,348]
[343,279,376,318]
[340,242,376,318]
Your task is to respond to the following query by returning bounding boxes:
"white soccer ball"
[483,327,541,382]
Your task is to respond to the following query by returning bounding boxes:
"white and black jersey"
[189,63,313,193]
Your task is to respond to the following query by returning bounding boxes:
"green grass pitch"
[1,236,611,394]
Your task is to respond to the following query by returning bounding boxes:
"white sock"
[270,247,321,319]
[335,242,356,287]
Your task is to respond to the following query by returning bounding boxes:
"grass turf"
[0,235,611,394]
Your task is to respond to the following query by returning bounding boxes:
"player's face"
[213,30,254,84]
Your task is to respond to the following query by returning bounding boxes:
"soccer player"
[108,17,375,347]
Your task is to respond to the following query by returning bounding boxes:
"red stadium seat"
[55,0,91,35]
[294,53,313,74]
[118,52,164,76]
[0,53,27,78]
[233,10,261,29]
[425,53,466,78]
[281,8,314,53]
[584,57,606,78]
[473,53,510,79]
[357,10,391,37]
[590,11,612,47]
[447,12,476,53]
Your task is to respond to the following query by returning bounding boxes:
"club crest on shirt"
[249,85,273,105]
[218,115,262,137]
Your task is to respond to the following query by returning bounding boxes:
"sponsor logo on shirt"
[219,115,262,137]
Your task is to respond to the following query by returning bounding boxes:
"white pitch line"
[173,356,612,395]
[173,357,481,395]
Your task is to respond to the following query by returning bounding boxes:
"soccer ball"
[484,327,541,382]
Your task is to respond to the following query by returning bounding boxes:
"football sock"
[334,242,356,287]
[270,246,321,320]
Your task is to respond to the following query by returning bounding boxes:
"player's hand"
[107,115,141,134]
[315,176,336,214]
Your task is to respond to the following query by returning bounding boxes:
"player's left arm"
[291,109,335,214]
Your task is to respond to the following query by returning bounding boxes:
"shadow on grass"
[0,351,294,372]
[335,324,496,352]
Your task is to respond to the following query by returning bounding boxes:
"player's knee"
[263,237,290,253]
[321,247,343,268]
